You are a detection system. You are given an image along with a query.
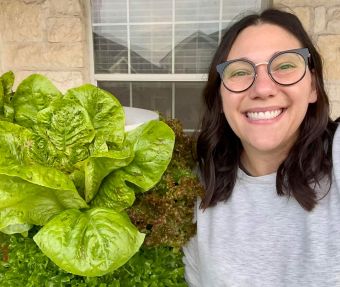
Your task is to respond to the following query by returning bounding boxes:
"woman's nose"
[249,65,278,99]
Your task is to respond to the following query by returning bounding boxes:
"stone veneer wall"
[0,0,339,117]
[0,0,91,92]
[273,0,340,118]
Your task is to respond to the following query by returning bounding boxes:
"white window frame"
[87,0,270,131]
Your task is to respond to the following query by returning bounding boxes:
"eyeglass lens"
[222,52,306,92]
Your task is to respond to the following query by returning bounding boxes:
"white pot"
[123,106,159,131]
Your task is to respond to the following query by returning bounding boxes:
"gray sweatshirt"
[183,126,340,287]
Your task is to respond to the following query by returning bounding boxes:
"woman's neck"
[240,147,288,177]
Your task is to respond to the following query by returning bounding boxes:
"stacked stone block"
[0,0,89,92]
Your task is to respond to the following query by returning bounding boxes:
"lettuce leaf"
[0,121,88,234]
[0,70,14,100]
[81,146,135,203]
[0,170,88,234]
[0,71,15,122]
[64,84,125,148]
[33,208,145,277]
[92,120,175,210]
[12,74,62,128]
[122,120,175,190]
[31,98,95,172]
[0,80,3,117]
[0,121,32,165]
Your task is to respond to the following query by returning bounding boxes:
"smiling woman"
[182,8,340,287]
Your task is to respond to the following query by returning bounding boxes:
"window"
[91,0,269,132]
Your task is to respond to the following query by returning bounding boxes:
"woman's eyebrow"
[226,50,285,63]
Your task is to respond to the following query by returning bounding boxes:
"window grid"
[92,0,265,131]
[92,0,265,80]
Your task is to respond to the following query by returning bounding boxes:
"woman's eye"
[230,70,251,78]
[275,62,296,71]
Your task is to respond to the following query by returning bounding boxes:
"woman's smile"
[245,108,285,121]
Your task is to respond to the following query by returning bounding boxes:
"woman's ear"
[309,71,317,103]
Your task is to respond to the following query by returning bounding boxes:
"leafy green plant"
[0,228,187,287]
[0,71,175,277]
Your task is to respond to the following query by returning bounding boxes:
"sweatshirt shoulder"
[332,124,340,185]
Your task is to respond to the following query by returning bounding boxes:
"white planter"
[123,107,159,131]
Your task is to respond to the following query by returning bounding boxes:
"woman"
[183,8,340,287]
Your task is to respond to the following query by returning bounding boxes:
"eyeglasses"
[216,48,311,93]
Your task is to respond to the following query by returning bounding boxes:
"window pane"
[175,0,219,22]
[92,0,127,24]
[93,26,128,73]
[175,82,204,130]
[97,81,130,106]
[130,0,172,23]
[175,23,218,73]
[132,82,172,119]
[98,81,204,130]
[222,0,262,20]
[130,24,172,74]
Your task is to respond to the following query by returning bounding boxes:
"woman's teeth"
[246,109,282,120]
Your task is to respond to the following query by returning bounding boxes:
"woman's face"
[220,23,317,160]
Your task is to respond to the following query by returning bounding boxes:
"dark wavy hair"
[197,8,338,211]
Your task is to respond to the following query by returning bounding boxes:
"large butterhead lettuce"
[0,72,175,277]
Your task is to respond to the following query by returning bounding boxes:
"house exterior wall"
[0,0,91,92]
[0,0,339,117]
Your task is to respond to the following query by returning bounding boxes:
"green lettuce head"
[0,72,175,276]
